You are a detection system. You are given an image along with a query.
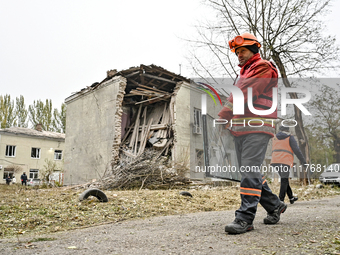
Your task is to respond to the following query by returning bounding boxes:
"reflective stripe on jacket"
[271,135,294,166]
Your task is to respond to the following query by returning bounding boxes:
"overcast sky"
[1,0,339,109]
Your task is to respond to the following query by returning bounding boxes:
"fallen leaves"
[0,183,339,239]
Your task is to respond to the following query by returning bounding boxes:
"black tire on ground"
[79,188,108,202]
[179,191,193,197]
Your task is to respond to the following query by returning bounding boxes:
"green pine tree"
[0,95,15,128]
[53,103,66,133]
[28,99,54,131]
[15,95,28,128]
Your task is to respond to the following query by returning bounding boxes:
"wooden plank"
[121,123,134,144]
[153,138,167,148]
[157,82,171,90]
[148,105,166,125]
[136,83,167,94]
[141,73,177,84]
[134,107,145,154]
[136,87,166,95]
[140,106,147,143]
[156,137,174,156]
[122,150,137,158]
[140,66,145,84]
[135,95,166,105]
[154,103,168,139]
[160,108,169,138]
[129,90,165,97]
[141,64,181,81]
[142,124,167,131]
[138,118,153,156]
[127,78,140,87]
[142,97,170,106]
[124,71,140,78]
[129,105,142,148]
[125,123,168,132]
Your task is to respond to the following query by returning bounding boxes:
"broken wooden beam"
[141,73,177,84]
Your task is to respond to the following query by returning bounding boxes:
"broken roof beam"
[140,73,177,84]
[137,83,168,94]
[124,71,140,78]
[135,87,168,96]
[140,66,145,84]
[127,78,168,94]
[129,90,165,97]
[141,64,182,81]
[135,94,170,105]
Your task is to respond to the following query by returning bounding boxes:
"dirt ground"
[0,195,339,255]
[1,183,339,239]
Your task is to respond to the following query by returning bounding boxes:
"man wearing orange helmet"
[219,32,287,234]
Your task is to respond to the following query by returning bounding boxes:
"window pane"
[5,145,16,157]
[194,109,202,127]
[29,169,39,179]
[31,148,40,158]
[54,150,62,160]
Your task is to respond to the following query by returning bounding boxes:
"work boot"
[263,201,287,224]
[225,218,254,234]
[289,197,298,204]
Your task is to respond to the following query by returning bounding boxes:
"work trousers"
[271,163,293,201]
[234,133,280,224]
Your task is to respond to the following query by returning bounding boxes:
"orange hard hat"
[228,33,261,53]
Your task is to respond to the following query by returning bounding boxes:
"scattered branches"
[93,150,190,190]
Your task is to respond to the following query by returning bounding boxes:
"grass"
[29,237,56,242]
[0,182,339,239]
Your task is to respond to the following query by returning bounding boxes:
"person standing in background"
[271,126,306,204]
[21,172,28,186]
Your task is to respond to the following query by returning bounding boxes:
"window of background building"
[3,168,14,179]
[29,169,39,179]
[193,108,202,134]
[54,150,62,160]
[5,145,16,157]
[31,148,40,159]
[195,149,204,172]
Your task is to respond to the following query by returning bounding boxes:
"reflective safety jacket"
[218,53,278,137]
[271,135,294,166]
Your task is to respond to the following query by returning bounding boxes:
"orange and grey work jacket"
[271,136,294,166]
[218,53,278,137]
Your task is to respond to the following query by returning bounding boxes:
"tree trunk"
[334,137,340,163]
[271,52,310,185]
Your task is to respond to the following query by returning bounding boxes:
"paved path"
[1,196,340,255]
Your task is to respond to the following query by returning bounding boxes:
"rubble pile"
[95,150,190,190]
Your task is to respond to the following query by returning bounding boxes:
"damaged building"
[63,64,229,185]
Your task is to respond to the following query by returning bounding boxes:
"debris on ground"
[92,150,191,190]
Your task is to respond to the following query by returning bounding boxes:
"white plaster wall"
[64,77,125,185]
[175,83,224,180]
